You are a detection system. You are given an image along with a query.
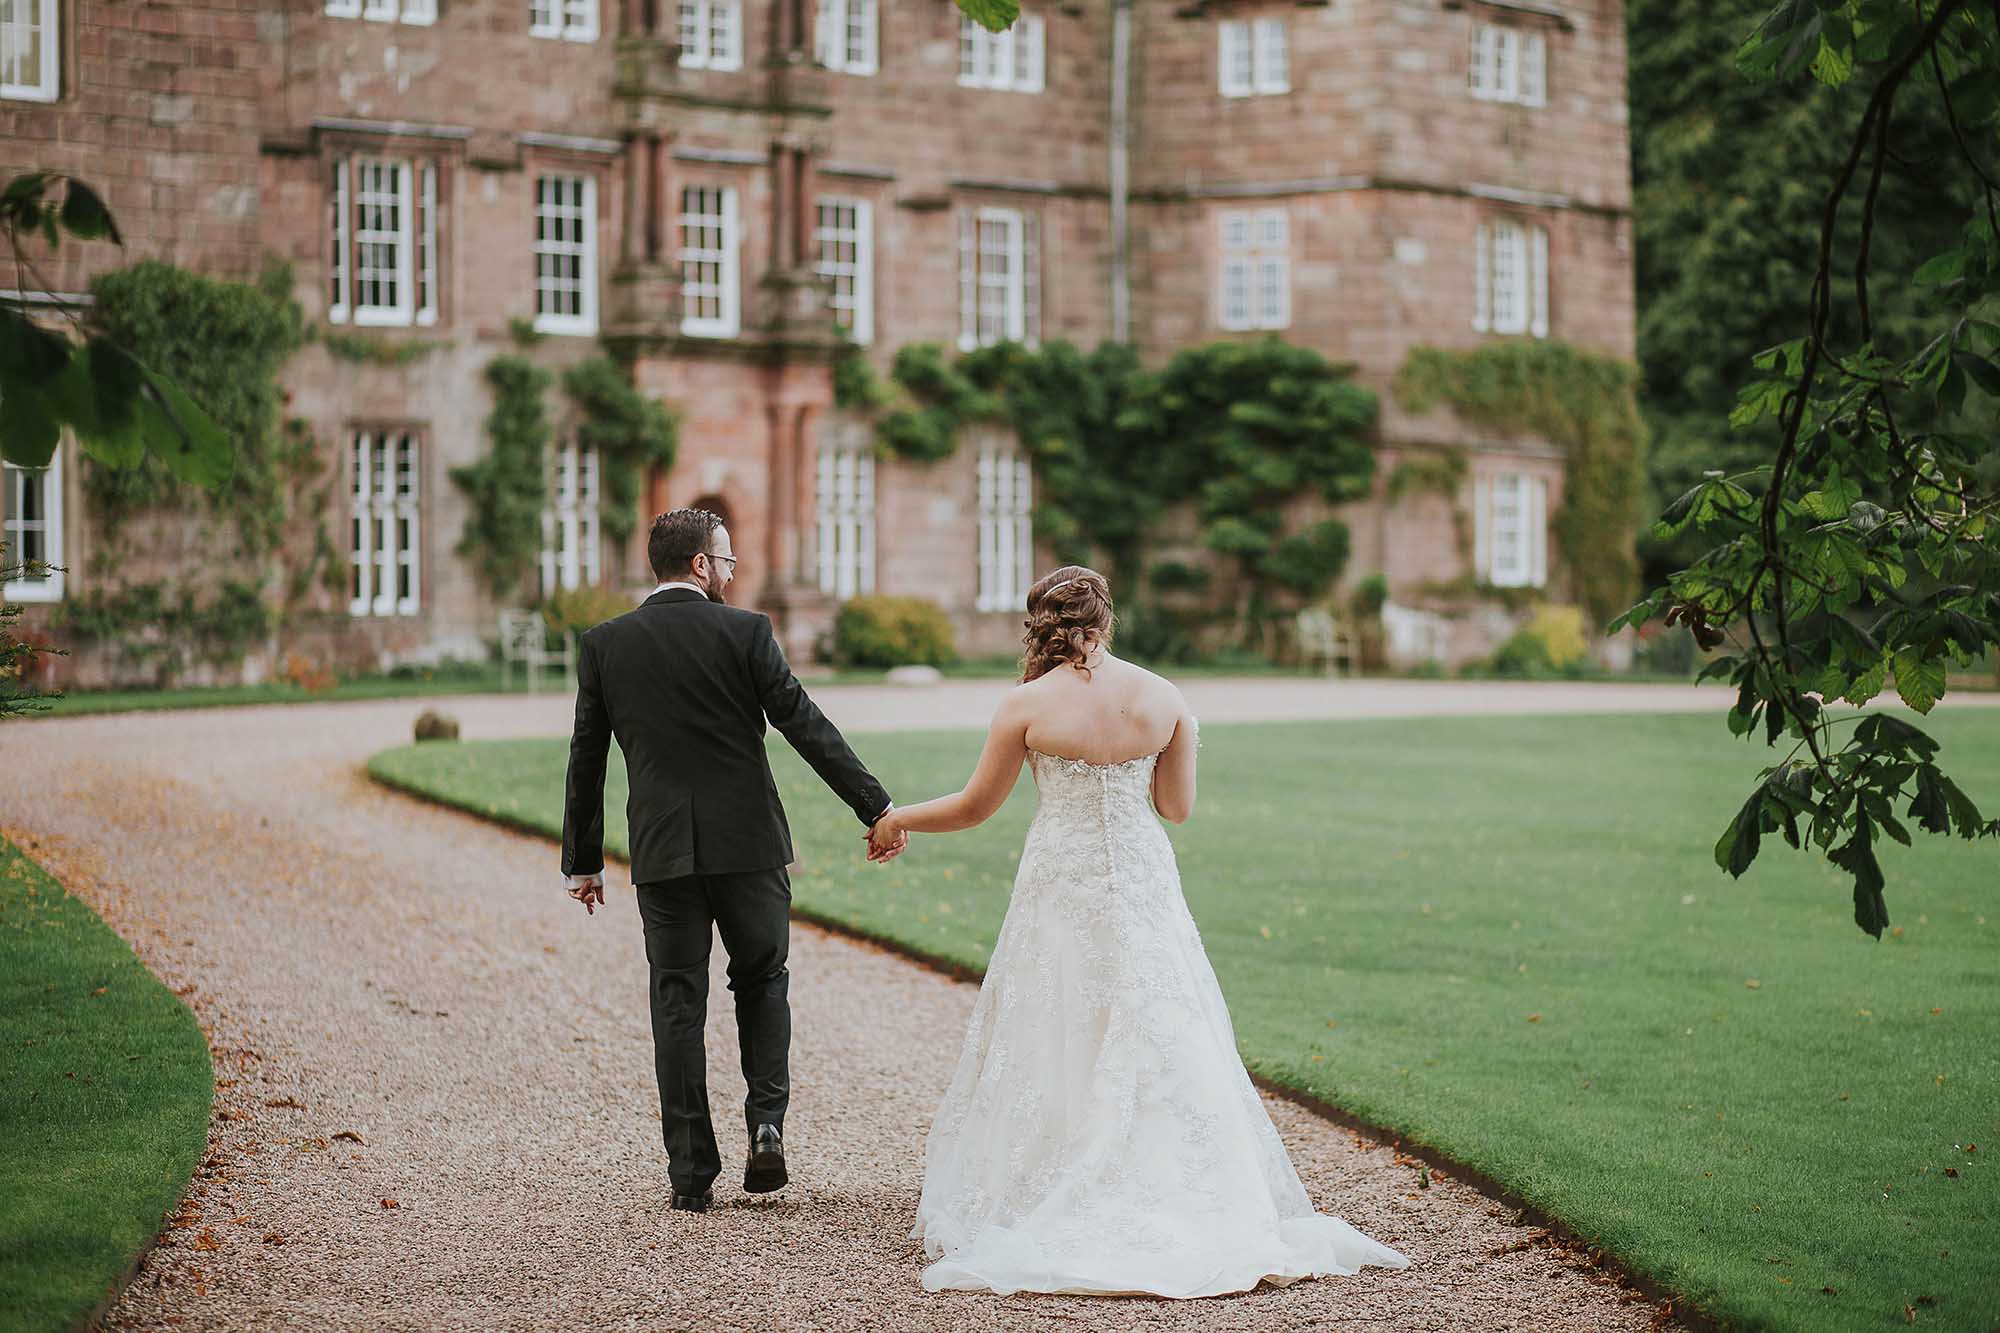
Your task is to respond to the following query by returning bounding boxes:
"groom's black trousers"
[634,868,791,1196]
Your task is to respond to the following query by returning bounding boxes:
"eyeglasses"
[701,552,738,571]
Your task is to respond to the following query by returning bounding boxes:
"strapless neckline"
[1026,745,1169,772]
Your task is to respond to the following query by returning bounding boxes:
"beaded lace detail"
[909,725,1410,1297]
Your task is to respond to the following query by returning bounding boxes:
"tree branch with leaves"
[1613,0,2000,937]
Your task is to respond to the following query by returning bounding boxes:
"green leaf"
[1951,349,2000,397]
[954,0,1019,34]
[1913,248,1967,286]
[1938,774,1986,841]
[1829,812,1887,939]
[1809,31,1853,87]
[1714,790,1765,877]
[1890,646,1946,713]
[57,178,120,245]
[126,370,233,489]
[0,383,61,467]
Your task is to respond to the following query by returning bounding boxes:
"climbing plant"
[1394,341,1648,626]
[82,260,306,555]
[848,337,1377,644]
[452,356,553,595]
[454,354,679,594]
[562,356,678,544]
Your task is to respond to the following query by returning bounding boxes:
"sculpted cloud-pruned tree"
[1614,0,2000,936]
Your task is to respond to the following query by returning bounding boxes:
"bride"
[864,566,1411,1298]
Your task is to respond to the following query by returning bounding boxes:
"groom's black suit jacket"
[562,586,891,884]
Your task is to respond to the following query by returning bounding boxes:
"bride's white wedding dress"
[910,744,1411,1297]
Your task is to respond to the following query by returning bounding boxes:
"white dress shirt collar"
[651,581,707,599]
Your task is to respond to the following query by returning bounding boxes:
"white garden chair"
[1295,606,1357,677]
[498,609,575,693]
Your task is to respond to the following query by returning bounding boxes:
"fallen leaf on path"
[192,1229,220,1252]
[380,1198,399,1209]
[265,1096,306,1110]
[333,1130,366,1145]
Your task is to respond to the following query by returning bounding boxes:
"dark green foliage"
[1618,0,2000,934]
[1395,342,1646,625]
[832,595,958,668]
[832,347,893,412]
[451,357,553,595]
[562,356,678,543]
[1628,0,1981,585]
[865,337,1376,646]
[82,261,305,553]
[877,344,999,463]
[0,173,232,486]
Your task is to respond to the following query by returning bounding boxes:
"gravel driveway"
[4,679,1848,1331]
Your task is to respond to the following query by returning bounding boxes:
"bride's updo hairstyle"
[1021,565,1116,683]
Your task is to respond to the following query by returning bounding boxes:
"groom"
[561,508,905,1212]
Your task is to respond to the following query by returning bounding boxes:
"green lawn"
[370,711,1999,1332]
[0,837,212,1332]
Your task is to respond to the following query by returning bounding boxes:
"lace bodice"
[1016,748,1176,905]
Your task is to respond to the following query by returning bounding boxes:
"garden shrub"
[540,585,633,638]
[833,596,957,669]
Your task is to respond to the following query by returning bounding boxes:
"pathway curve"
[14,677,1933,1331]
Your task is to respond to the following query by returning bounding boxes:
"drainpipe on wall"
[1110,0,1132,343]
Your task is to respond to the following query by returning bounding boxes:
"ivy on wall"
[1392,341,1647,625]
[83,261,306,556]
[562,357,677,544]
[452,356,553,594]
[452,354,679,595]
[848,337,1378,645]
[54,579,273,681]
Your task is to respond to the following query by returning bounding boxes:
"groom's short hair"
[649,508,726,579]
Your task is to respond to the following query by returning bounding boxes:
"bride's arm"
[1152,707,1199,824]
[876,691,1030,838]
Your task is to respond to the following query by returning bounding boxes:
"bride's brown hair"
[1020,566,1116,682]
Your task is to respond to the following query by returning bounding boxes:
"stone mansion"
[1,0,1633,682]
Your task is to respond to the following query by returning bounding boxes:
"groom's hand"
[567,874,606,915]
[865,808,908,863]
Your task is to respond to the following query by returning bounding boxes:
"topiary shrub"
[833,596,957,669]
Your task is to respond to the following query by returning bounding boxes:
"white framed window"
[1219,17,1286,97]
[534,174,597,336]
[958,13,1044,92]
[1469,24,1545,106]
[680,184,740,338]
[333,0,434,21]
[1218,208,1288,331]
[530,0,598,40]
[976,444,1033,612]
[541,440,601,595]
[814,0,876,75]
[329,157,439,327]
[1,0,60,102]
[678,0,742,68]
[814,197,873,345]
[958,207,1037,350]
[816,441,875,600]
[1477,471,1548,588]
[1474,218,1548,337]
[2,453,63,603]
[349,431,422,617]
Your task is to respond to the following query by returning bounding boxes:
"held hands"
[866,808,909,864]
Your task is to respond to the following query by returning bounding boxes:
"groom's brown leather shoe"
[670,1189,712,1212]
[743,1124,787,1194]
